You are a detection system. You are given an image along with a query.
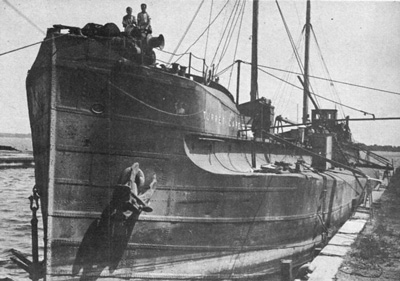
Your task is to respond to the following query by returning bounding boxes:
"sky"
[1,0,400,146]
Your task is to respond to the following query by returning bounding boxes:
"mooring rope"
[0,33,68,57]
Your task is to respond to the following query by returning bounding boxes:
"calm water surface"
[0,167,42,281]
[1,152,400,280]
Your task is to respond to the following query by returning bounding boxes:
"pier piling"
[280,259,293,281]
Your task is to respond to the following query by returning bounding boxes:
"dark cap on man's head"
[141,3,147,8]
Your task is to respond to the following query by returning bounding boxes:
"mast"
[303,0,311,124]
[250,0,259,101]
[236,60,241,105]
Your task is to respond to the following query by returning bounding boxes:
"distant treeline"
[0,133,31,138]
[364,145,400,152]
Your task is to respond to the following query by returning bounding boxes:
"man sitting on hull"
[137,3,152,34]
[122,6,137,33]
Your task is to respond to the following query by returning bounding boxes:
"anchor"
[10,186,44,281]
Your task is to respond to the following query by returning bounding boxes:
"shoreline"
[335,168,400,280]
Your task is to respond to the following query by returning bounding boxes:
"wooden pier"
[303,168,400,281]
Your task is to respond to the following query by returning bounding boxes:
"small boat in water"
[21,1,392,280]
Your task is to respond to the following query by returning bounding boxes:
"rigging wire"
[218,1,246,74]
[204,0,214,61]
[210,0,241,69]
[173,0,231,65]
[271,31,304,111]
[275,0,320,108]
[309,0,344,117]
[292,1,303,27]
[257,66,374,116]
[0,34,68,57]
[215,0,244,73]
[277,32,306,115]
[157,57,204,73]
[162,43,400,100]
[215,61,237,77]
[167,0,205,64]
[5,20,394,110]
[159,49,188,57]
[275,1,305,80]
[227,1,246,90]
[0,41,43,57]
[306,56,321,109]
[254,63,400,97]
[310,42,337,113]
[160,49,207,65]
[220,1,243,57]
[311,26,346,118]
[4,0,45,35]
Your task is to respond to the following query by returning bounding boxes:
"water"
[0,137,32,152]
[0,168,41,281]
[0,152,400,280]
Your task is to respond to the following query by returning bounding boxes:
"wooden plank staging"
[305,188,385,281]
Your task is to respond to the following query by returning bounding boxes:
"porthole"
[91,103,105,114]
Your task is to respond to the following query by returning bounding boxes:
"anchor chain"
[29,186,40,214]
[28,185,43,281]
[10,186,44,280]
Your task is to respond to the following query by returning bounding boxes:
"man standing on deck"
[122,6,137,33]
[137,3,152,34]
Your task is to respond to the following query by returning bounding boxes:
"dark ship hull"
[26,26,366,280]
